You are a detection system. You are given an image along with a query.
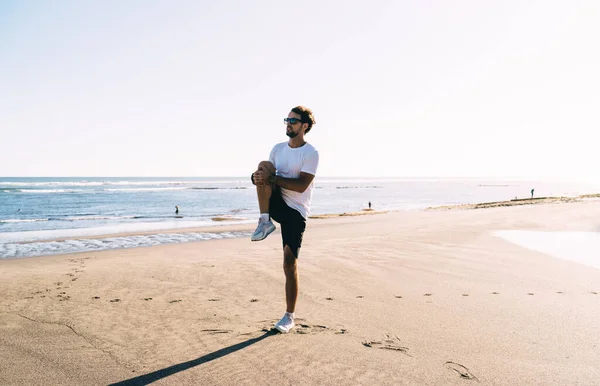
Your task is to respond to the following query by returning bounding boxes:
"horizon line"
[0,175,595,182]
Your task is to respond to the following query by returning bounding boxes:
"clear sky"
[1,0,597,180]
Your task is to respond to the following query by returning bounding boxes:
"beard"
[286,127,298,138]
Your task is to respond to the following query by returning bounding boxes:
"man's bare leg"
[283,246,298,313]
[257,183,272,213]
[251,161,276,241]
[274,245,298,333]
[255,161,276,212]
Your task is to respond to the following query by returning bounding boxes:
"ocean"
[1,177,599,259]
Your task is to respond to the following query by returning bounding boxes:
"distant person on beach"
[175,205,179,215]
[531,189,534,199]
[250,106,319,334]
[368,201,371,209]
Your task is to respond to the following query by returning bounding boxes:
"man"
[250,106,319,334]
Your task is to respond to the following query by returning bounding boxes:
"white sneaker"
[274,312,295,333]
[251,219,276,241]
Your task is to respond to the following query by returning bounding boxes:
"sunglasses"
[284,117,303,124]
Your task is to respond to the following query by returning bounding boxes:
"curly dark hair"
[291,106,316,133]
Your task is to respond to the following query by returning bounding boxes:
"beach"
[2,200,600,385]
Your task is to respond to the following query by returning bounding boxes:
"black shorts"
[269,187,306,258]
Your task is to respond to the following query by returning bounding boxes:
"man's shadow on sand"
[109,329,278,386]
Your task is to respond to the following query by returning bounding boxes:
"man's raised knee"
[258,161,276,174]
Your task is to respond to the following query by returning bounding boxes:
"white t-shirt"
[269,141,319,219]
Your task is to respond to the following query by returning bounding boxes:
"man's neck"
[288,136,306,148]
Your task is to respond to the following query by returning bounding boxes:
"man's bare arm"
[272,172,315,193]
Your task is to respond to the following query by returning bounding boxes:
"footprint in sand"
[201,329,232,334]
[395,295,403,298]
[591,292,598,295]
[445,361,478,381]
[296,324,328,334]
[325,297,333,301]
[557,291,563,294]
[143,297,153,301]
[491,292,499,295]
[462,294,469,297]
[295,323,347,335]
[527,293,534,296]
[356,296,364,298]
[362,334,411,356]
[250,299,259,302]
[110,299,121,303]
[424,293,432,296]
[92,296,100,300]
[208,298,220,302]
[169,299,182,303]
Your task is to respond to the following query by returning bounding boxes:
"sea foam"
[0,231,252,259]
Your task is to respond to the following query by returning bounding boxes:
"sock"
[260,213,269,222]
[285,312,295,319]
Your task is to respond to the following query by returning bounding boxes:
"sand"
[427,194,597,211]
[309,209,388,219]
[2,200,600,385]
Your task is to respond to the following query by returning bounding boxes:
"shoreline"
[0,210,393,260]
[12,189,600,244]
[8,210,385,244]
[2,194,599,260]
